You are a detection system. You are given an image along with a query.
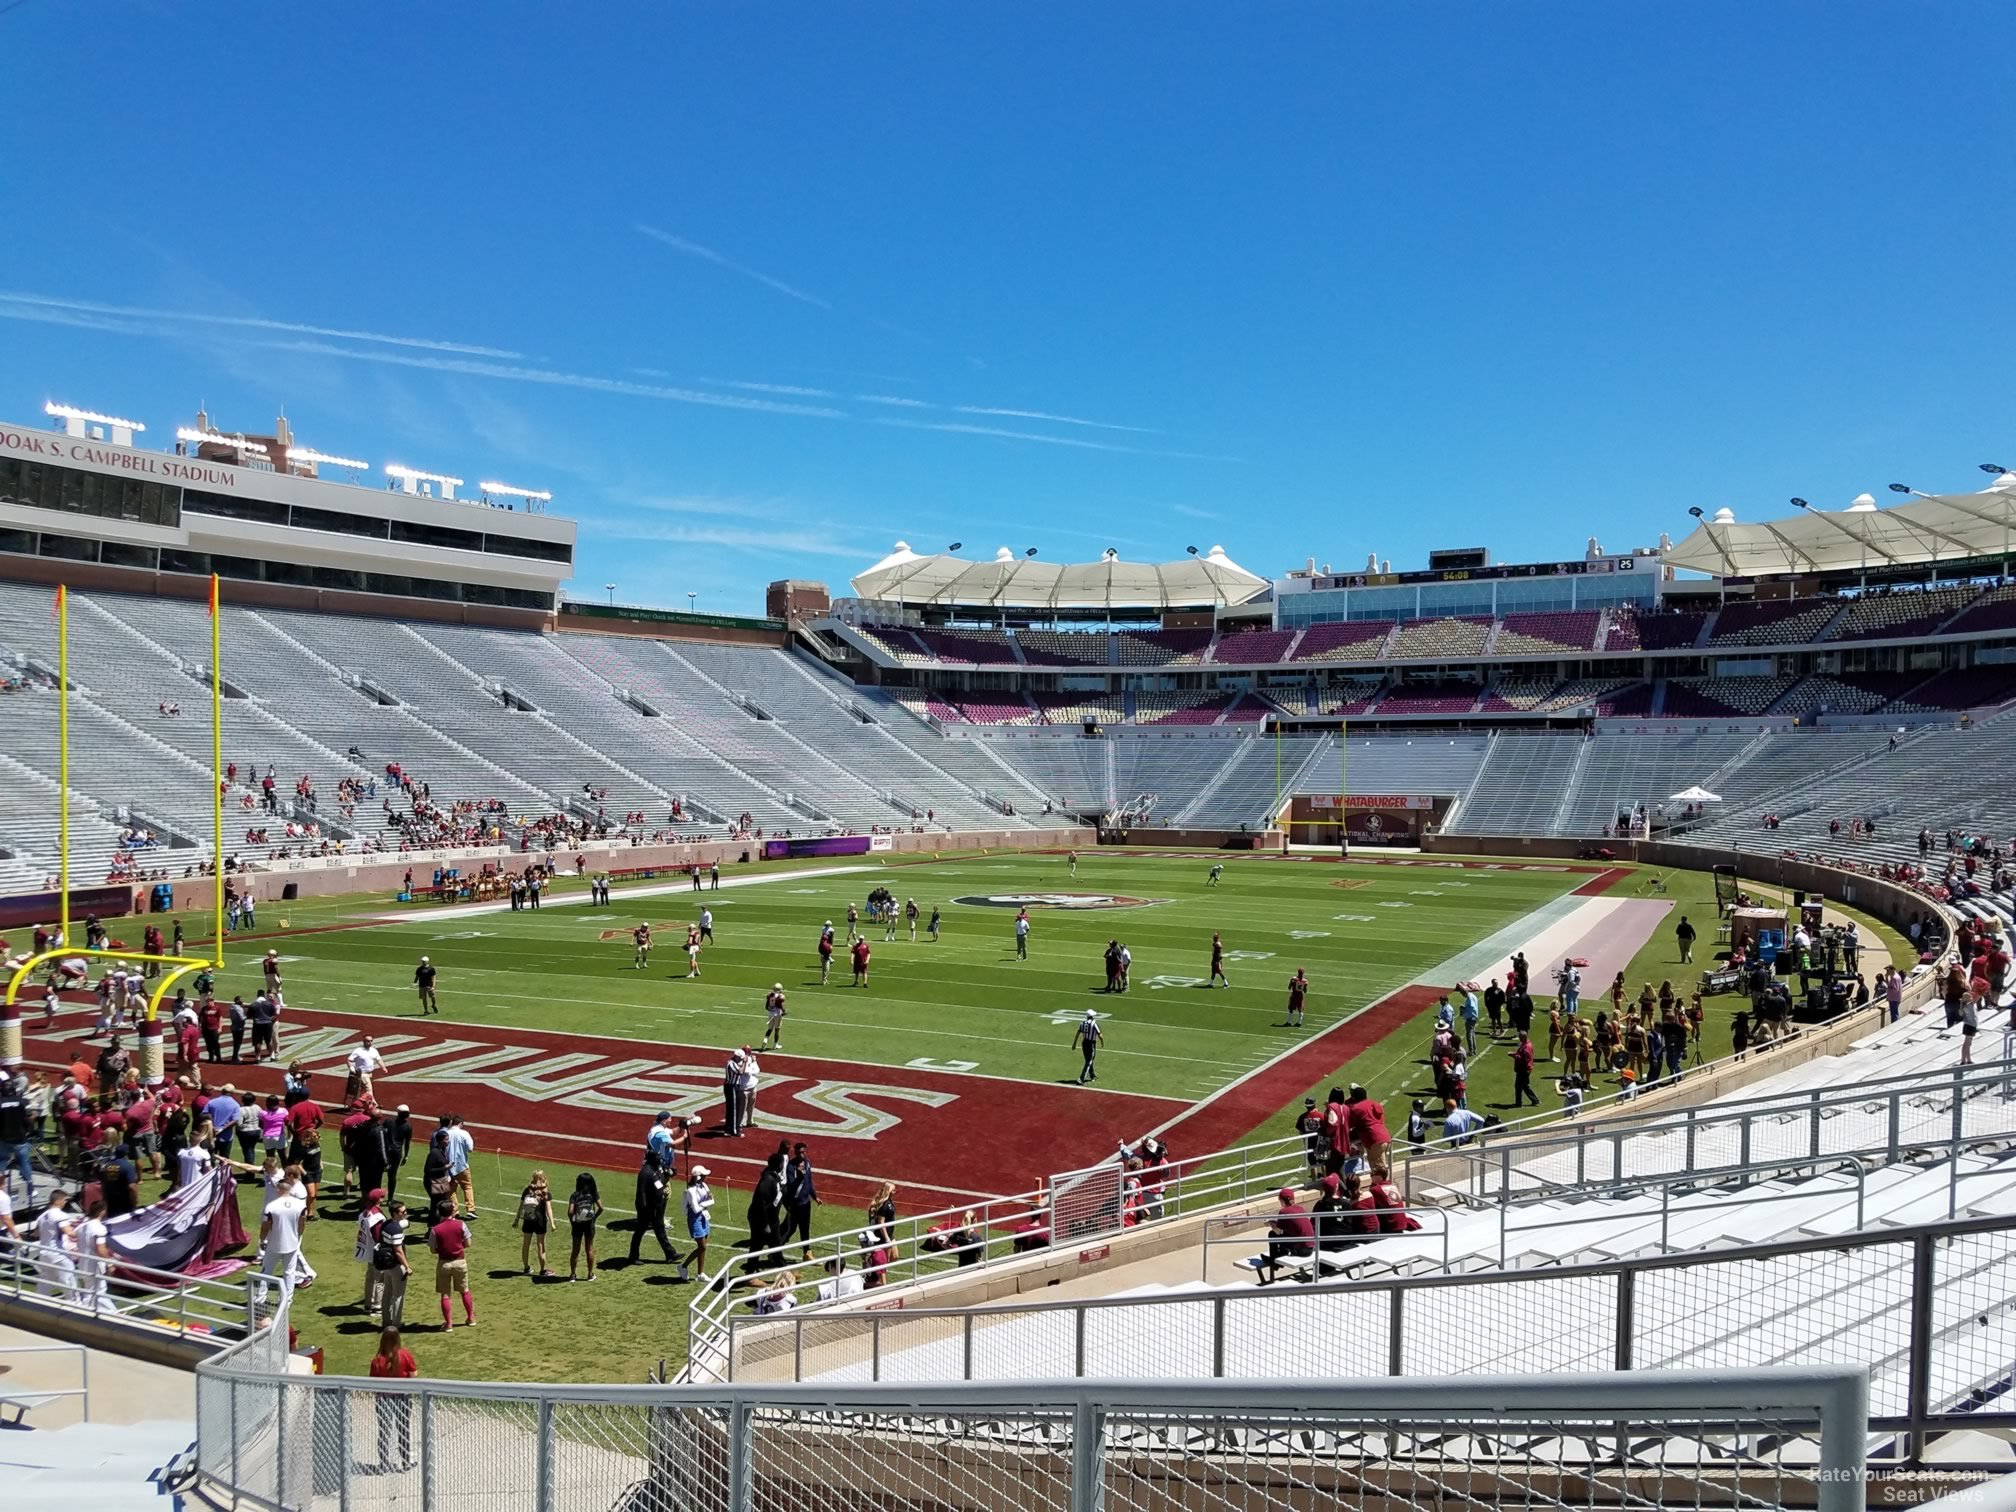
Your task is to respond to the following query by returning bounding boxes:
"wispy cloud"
[704,379,835,398]
[636,225,831,310]
[631,366,670,378]
[1172,503,1218,520]
[952,405,1157,435]
[574,512,866,559]
[857,394,933,409]
[247,340,850,418]
[0,292,523,357]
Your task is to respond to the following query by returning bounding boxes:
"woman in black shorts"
[566,1172,602,1282]
[516,1170,554,1277]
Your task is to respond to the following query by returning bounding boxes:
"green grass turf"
[88,849,1907,1384]
[154,852,1586,1102]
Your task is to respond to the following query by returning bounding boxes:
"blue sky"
[3,2,2012,611]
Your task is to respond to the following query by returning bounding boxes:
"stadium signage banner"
[263,844,510,874]
[763,836,874,861]
[0,421,243,489]
[0,883,134,930]
[1311,552,1639,591]
[1306,794,1434,811]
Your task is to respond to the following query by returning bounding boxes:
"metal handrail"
[1,1236,258,1339]
[1444,1058,2016,1207]
[0,1343,89,1422]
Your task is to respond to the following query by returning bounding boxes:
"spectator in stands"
[1253,1187,1314,1284]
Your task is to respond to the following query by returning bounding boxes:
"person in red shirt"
[850,937,871,988]
[124,1092,160,1179]
[340,1101,375,1198]
[367,1326,419,1472]
[1255,1188,1314,1285]
[428,1212,475,1331]
[1368,1165,1422,1234]
[1511,1033,1541,1107]
[1345,1084,1390,1168]
[286,1097,324,1164]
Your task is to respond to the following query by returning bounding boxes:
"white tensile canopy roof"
[850,543,1270,611]
[1670,785,1722,803]
[1664,472,2016,578]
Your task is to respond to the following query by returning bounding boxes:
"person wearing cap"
[646,1111,678,1167]
[355,1186,389,1313]
[354,1105,394,1200]
[262,949,283,995]
[1254,1187,1314,1284]
[720,1049,746,1136]
[1294,1096,1326,1182]
[682,1165,714,1282]
[760,985,789,1050]
[737,1049,761,1133]
[1071,1009,1104,1084]
[413,956,439,1016]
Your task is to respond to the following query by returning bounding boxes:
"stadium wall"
[142,826,1098,908]
[1421,834,1950,948]
[0,552,551,629]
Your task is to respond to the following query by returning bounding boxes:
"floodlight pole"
[56,585,69,946]
[211,574,225,971]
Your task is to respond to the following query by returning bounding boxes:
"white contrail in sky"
[636,226,832,310]
[0,292,525,358]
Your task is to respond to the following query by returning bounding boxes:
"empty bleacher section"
[1133,690,1234,725]
[1290,622,1394,662]
[1493,610,1600,654]
[1451,733,1584,833]
[1207,627,1299,664]
[1112,628,1213,666]
[1826,585,1981,641]
[1706,596,1843,646]
[1013,629,1110,665]
[1543,729,1761,834]
[1662,674,1801,718]
[1938,583,2016,637]
[1387,615,1492,660]
[1628,607,1708,649]
[1375,682,1479,715]
[907,626,1018,665]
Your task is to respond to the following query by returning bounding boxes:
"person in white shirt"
[260,1162,319,1288]
[347,1036,386,1102]
[683,1167,714,1282]
[177,1130,216,1187]
[0,1181,14,1244]
[73,1201,112,1312]
[736,1052,759,1133]
[815,1256,865,1302]
[255,1189,309,1310]
[33,1189,76,1301]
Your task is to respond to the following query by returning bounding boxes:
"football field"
[28,850,1637,1204]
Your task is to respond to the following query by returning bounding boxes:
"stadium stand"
[1111,628,1213,666]
[1824,585,1982,642]
[1133,690,1235,725]
[1290,621,1395,662]
[1629,607,1709,649]
[1013,629,1111,665]
[1387,615,1492,660]
[1451,732,1584,833]
[1661,675,1802,718]
[1493,610,1600,655]
[1208,627,1299,664]
[1705,596,1844,647]
[1940,583,2016,637]
[1375,682,1480,716]
[908,626,1018,665]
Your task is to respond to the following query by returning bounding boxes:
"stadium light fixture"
[478,481,553,502]
[687,592,698,613]
[1687,507,1705,519]
[947,542,963,552]
[385,467,463,491]
[1790,498,1810,509]
[45,401,145,433]
[604,583,616,605]
[1025,547,1038,558]
[1982,464,2008,476]
[177,428,269,456]
[1186,545,1199,555]
[287,448,370,471]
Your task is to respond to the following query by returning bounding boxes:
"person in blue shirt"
[1441,1107,1497,1147]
